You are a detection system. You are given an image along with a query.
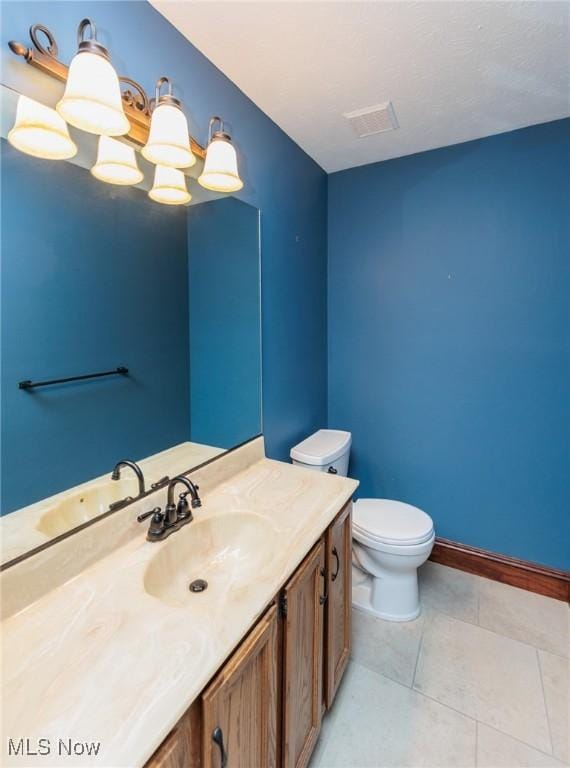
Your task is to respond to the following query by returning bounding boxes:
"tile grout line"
[480,721,567,764]
[410,683,559,761]
[410,617,425,689]
[351,656,482,736]
[411,684,480,725]
[351,658,416,691]
[536,647,555,757]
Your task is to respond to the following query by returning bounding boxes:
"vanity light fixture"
[7,95,77,160]
[142,77,196,169]
[91,136,143,186]
[56,19,130,136]
[8,21,248,197]
[198,117,243,193]
[148,165,192,206]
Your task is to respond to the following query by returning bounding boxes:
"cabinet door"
[324,503,352,709]
[145,702,201,768]
[202,603,279,768]
[282,540,326,768]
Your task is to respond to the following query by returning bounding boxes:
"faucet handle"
[148,509,166,539]
[137,506,161,524]
[150,476,169,491]
[109,496,134,512]
[176,492,193,521]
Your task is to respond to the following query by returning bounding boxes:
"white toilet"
[290,429,435,622]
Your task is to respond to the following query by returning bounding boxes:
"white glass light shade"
[8,95,77,160]
[142,103,195,168]
[148,165,191,205]
[198,137,243,192]
[57,51,130,136]
[91,136,143,185]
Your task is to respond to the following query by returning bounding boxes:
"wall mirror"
[0,83,262,568]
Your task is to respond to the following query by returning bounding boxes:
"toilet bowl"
[290,429,435,622]
[352,499,434,621]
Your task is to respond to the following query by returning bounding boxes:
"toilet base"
[352,564,421,622]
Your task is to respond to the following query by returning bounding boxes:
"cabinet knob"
[212,726,228,768]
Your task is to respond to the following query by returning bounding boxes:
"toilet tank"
[290,429,352,477]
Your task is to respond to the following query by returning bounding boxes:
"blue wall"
[187,198,261,448]
[1,139,189,513]
[328,119,570,570]
[0,1,328,466]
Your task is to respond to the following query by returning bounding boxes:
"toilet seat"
[353,499,434,548]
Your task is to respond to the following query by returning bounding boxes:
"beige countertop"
[1,441,357,768]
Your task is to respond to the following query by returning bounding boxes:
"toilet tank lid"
[290,429,352,466]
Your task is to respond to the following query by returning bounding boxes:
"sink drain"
[189,579,208,593]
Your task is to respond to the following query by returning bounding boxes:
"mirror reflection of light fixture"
[91,136,143,186]
[56,19,129,136]
[148,165,191,205]
[142,77,195,169]
[198,116,243,193]
[7,95,78,160]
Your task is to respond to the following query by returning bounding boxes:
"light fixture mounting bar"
[8,24,206,159]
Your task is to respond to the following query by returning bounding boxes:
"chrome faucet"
[137,475,201,542]
[111,459,146,497]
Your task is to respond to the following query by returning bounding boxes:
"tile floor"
[311,562,569,768]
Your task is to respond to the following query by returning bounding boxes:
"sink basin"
[36,477,140,538]
[143,512,277,607]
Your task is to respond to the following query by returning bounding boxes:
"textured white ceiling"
[151,1,570,172]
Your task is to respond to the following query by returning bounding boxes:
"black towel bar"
[18,366,129,390]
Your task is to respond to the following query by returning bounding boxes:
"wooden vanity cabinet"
[145,503,352,768]
[281,540,326,768]
[324,503,352,710]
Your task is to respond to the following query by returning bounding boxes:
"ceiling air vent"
[344,102,398,138]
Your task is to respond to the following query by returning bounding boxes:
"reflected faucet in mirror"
[110,460,146,510]
[137,475,201,542]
